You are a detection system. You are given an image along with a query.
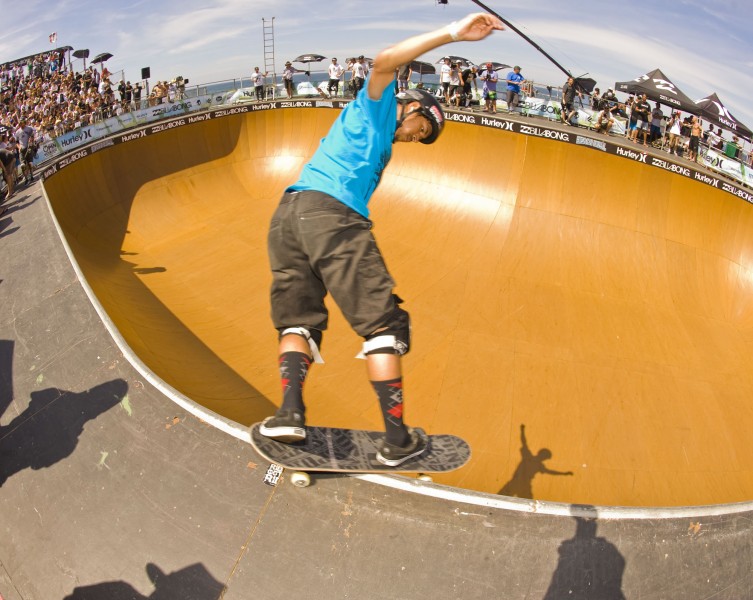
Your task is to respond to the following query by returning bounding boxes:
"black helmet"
[395,88,445,144]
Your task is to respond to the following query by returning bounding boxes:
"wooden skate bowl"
[44,107,753,507]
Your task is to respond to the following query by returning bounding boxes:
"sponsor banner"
[35,94,219,164]
[699,147,753,188]
[464,111,753,204]
[42,98,753,206]
[499,97,628,136]
[35,95,345,165]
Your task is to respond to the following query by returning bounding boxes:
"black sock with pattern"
[371,377,409,446]
[279,351,311,413]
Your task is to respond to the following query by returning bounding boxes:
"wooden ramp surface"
[44,107,753,506]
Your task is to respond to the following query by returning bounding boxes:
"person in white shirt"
[282,61,296,99]
[251,67,269,101]
[439,57,452,104]
[350,56,367,98]
[14,120,35,184]
[327,58,344,97]
[448,62,463,106]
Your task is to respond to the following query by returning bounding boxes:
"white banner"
[499,96,627,136]
[35,94,222,164]
[699,147,753,187]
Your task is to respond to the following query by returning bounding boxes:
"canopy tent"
[694,93,752,142]
[90,52,113,73]
[408,60,435,75]
[614,68,699,114]
[0,45,72,69]
[72,49,89,70]
[479,61,511,72]
[573,76,596,94]
[407,60,435,82]
[436,55,476,69]
[292,53,326,64]
[346,57,374,68]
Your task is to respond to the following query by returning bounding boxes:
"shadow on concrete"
[543,505,626,599]
[0,339,128,487]
[63,562,225,599]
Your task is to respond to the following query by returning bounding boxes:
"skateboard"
[249,423,471,487]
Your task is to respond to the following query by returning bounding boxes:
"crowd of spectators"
[0,49,187,149]
[585,88,751,166]
[0,48,190,203]
[0,46,750,193]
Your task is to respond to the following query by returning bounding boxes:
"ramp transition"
[43,104,753,507]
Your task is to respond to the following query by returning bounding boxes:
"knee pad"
[278,326,324,363]
[359,305,411,358]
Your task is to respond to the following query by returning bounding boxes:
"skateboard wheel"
[417,474,433,483]
[290,471,311,488]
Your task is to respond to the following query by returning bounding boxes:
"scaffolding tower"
[262,17,276,100]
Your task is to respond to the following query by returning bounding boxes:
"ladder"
[262,17,276,100]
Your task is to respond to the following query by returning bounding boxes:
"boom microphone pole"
[468,0,573,80]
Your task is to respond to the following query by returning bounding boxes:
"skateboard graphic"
[250,423,471,487]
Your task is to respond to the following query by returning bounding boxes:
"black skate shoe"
[376,427,428,467]
[258,409,306,443]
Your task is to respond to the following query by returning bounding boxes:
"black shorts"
[268,190,398,337]
[689,136,700,152]
[0,149,14,169]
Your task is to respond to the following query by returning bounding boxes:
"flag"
[49,32,57,44]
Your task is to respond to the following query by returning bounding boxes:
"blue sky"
[1,0,752,135]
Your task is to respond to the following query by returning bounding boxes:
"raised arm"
[368,13,503,99]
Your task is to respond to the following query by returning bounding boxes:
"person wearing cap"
[282,61,297,99]
[327,58,344,97]
[260,12,504,466]
[460,64,478,108]
[479,62,499,113]
[349,55,368,98]
[667,111,683,156]
[505,65,525,114]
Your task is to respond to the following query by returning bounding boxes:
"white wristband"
[448,21,460,41]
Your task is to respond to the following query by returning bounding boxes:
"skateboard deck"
[250,423,470,474]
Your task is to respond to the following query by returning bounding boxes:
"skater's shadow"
[0,340,128,487]
[543,505,626,599]
[498,424,573,498]
[63,562,225,599]
[0,193,39,240]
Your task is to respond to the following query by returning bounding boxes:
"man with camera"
[594,88,617,134]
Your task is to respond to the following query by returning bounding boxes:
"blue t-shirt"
[288,77,396,218]
[506,71,523,93]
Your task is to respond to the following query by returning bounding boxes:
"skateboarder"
[259,12,504,466]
